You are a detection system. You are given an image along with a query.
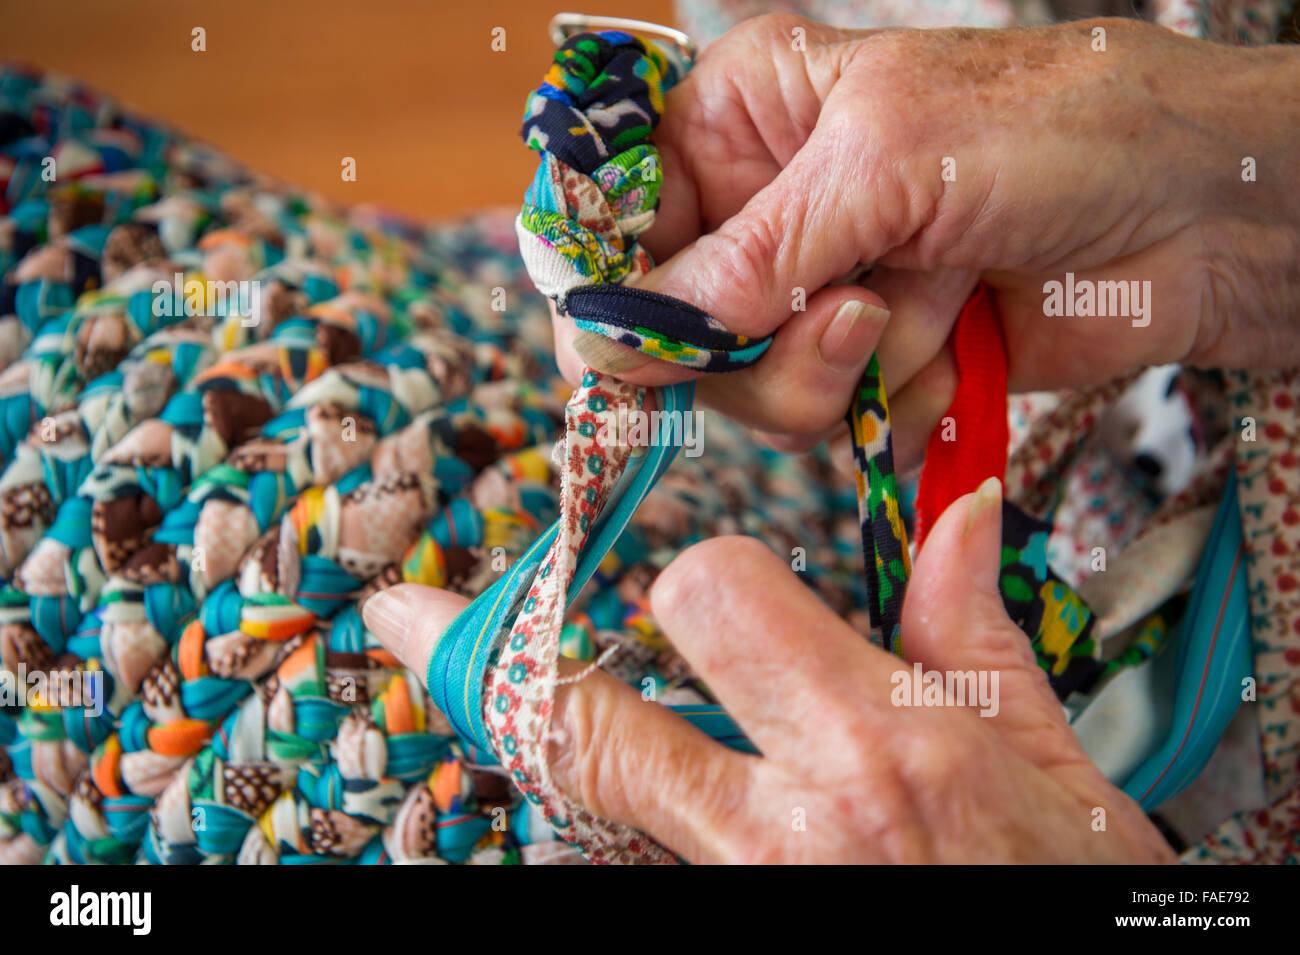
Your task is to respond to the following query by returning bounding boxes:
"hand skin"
[550,15,1300,468]
[363,479,1176,864]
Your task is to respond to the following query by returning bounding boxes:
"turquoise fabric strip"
[428,380,767,760]
[1122,469,1253,810]
[668,706,759,755]
[429,523,560,755]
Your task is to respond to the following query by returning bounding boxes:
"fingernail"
[962,476,1004,593]
[963,476,1003,538]
[573,330,650,375]
[547,664,586,806]
[818,301,889,373]
[362,588,415,659]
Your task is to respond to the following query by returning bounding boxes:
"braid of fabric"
[0,64,613,864]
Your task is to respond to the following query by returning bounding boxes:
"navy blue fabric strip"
[565,284,769,357]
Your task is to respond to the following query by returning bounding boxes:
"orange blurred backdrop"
[0,0,677,219]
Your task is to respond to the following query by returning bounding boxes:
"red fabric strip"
[913,282,1009,549]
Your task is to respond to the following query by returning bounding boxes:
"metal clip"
[548,12,697,66]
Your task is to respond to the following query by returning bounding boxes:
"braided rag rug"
[2,17,1299,864]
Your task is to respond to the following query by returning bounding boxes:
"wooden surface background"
[0,0,678,219]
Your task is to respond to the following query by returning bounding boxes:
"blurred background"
[0,0,676,219]
[5,0,1294,221]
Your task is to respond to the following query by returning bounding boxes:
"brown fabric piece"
[101,223,167,283]
[455,423,499,471]
[222,763,283,819]
[120,541,182,585]
[315,322,363,365]
[91,494,163,573]
[140,657,183,724]
[74,311,132,382]
[202,389,274,448]
[0,481,55,535]
[48,187,105,238]
[238,528,281,593]
[225,437,290,474]
[442,546,479,588]
[0,623,57,674]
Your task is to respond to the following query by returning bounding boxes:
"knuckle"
[554,680,619,818]
[801,381,852,431]
[759,391,839,435]
[648,541,706,615]
[651,536,769,620]
[892,721,976,791]
[736,11,818,49]
[712,534,781,577]
[694,216,784,322]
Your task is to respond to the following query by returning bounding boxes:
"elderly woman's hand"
[550,14,1300,466]
[363,481,1176,863]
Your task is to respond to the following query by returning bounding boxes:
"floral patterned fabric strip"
[846,355,911,651]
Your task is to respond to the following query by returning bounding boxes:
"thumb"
[575,129,876,385]
[362,582,756,862]
[900,479,1088,768]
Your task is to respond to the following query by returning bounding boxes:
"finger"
[550,301,586,387]
[637,121,710,266]
[361,583,469,677]
[640,15,857,265]
[753,424,841,455]
[884,346,957,473]
[899,480,1093,772]
[598,131,882,387]
[649,535,903,768]
[865,265,978,391]
[570,282,890,407]
[827,423,857,480]
[849,266,973,472]
[362,582,758,863]
[548,654,757,864]
[572,264,970,430]
[765,344,955,476]
[570,326,703,385]
[694,287,890,437]
[553,299,693,389]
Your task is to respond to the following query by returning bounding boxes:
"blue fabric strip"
[426,379,756,760]
[1122,469,1253,809]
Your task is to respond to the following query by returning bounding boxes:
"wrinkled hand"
[552,15,1300,466]
[363,480,1175,863]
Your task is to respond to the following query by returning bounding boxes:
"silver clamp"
[548,12,698,66]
